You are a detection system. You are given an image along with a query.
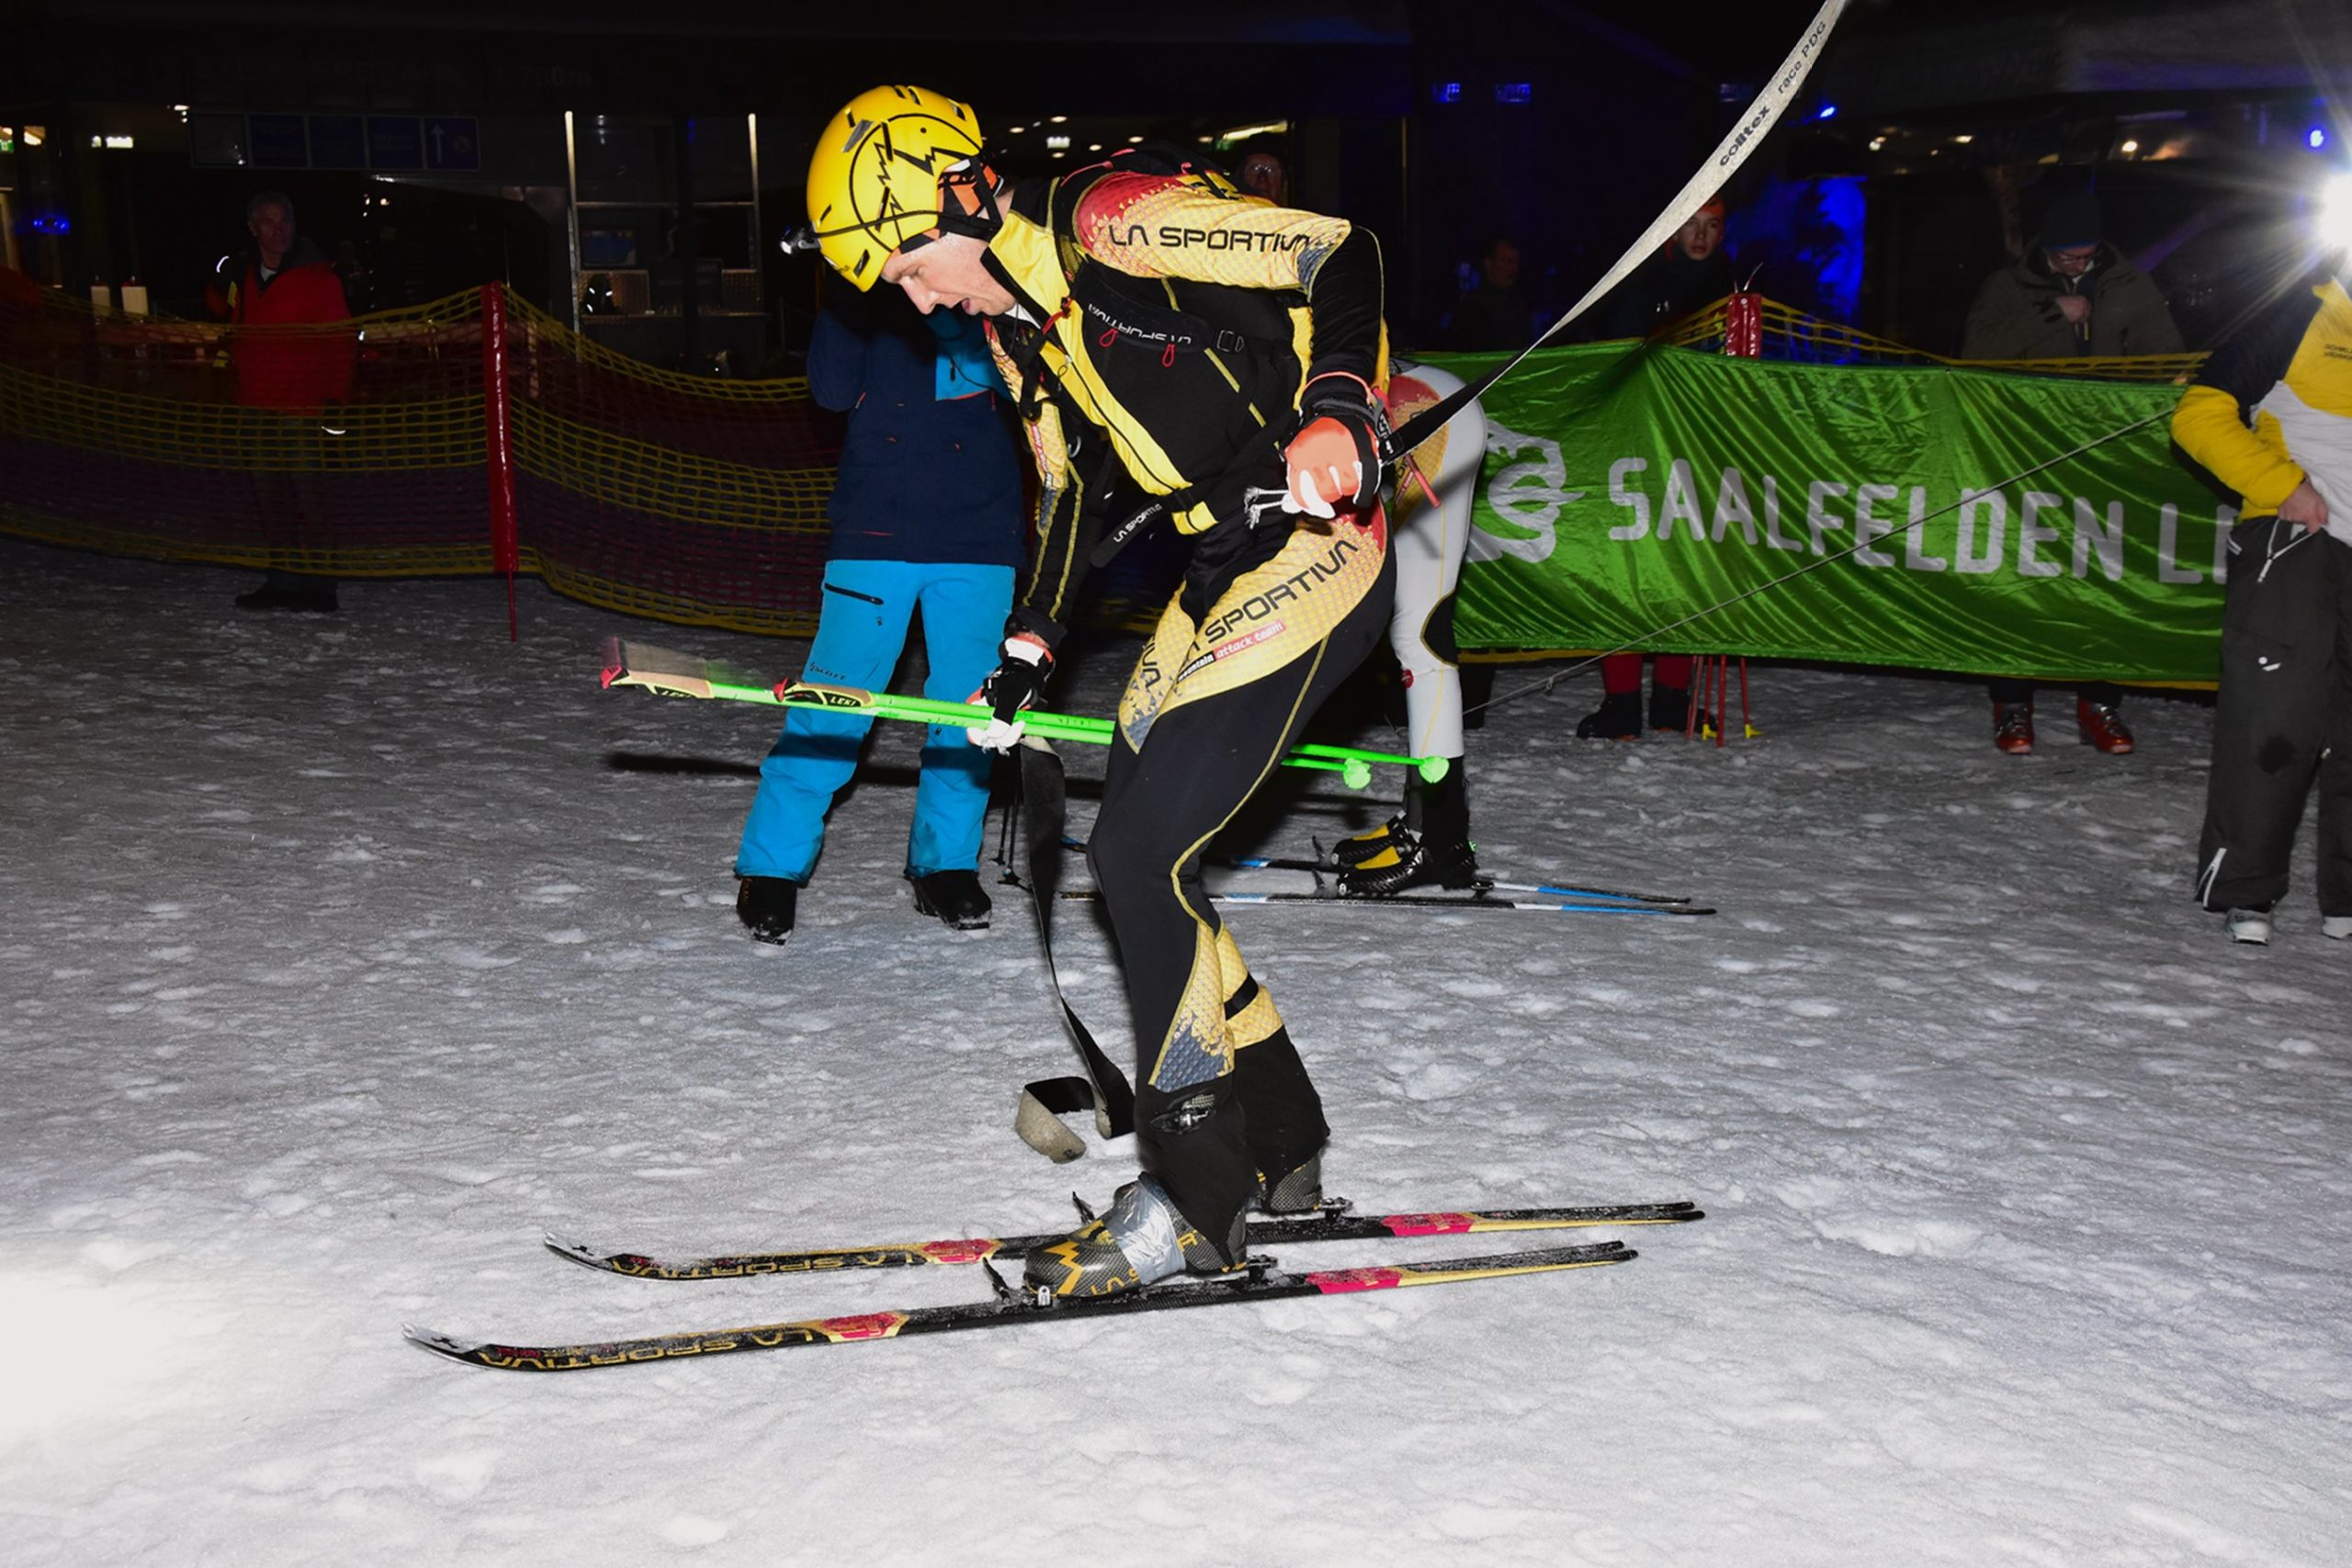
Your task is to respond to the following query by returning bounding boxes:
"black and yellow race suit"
[2173,273,2352,919]
[979,155,1396,1252]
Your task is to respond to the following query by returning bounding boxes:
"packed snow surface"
[4,540,2346,1566]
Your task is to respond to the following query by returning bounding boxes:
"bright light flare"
[2321,171,2352,256]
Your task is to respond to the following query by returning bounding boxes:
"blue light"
[1495,83,1532,106]
[1430,82,1461,105]
[2311,126,2329,151]
[1816,103,1838,120]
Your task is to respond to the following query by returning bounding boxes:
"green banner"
[1427,344,2231,684]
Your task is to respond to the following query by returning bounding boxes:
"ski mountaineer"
[800,85,1398,1298]
[1327,357,1487,896]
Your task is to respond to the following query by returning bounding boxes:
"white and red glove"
[1281,372,1389,519]
[967,632,1053,751]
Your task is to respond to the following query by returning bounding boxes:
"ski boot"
[1338,825,1483,897]
[1023,1176,1245,1300]
[1340,764,1479,897]
[1257,1150,1324,1215]
[736,875,800,946]
[907,868,991,930]
[1992,700,2035,755]
[2076,698,2133,755]
[2225,907,2273,946]
[1330,814,1407,870]
[1576,690,1643,739]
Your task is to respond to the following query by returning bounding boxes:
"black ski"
[1059,888,1714,917]
[1063,838,1696,907]
[1249,852,1696,908]
[547,1199,1702,1281]
[406,1240,1635,1371]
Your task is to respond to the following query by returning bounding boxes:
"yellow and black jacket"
[978,153,1388,642]
[2171,274,2352,531]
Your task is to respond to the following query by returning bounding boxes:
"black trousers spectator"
[2195,517,2352,915]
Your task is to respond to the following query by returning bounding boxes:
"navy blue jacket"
[808,283,1025,568]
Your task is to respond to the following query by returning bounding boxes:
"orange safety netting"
[0,281,841,635]
[1659,294,2209,382]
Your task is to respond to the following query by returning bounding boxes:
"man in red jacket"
[216,191,353,612]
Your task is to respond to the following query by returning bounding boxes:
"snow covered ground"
[4,536,2347,1567]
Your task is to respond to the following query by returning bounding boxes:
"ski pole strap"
[1009,742,1136,1156]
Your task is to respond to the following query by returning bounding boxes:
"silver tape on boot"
[1101,1176,1190,1285]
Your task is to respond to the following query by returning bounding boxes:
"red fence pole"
[1715,290,1765,739]
[481,282,521,638]
[1724,289,1763,361]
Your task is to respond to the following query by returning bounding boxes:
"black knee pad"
[1419,589,1460,667]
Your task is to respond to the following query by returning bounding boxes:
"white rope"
[1541,0,1851,347]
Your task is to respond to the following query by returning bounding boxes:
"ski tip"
[402,1324,481,1359]
[543,1233,605,1266]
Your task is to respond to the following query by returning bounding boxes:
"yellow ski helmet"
[804,85,989,288]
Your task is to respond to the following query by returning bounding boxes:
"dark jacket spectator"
[806,279,1024,569]
[1595,201,1735,342]
[1451,236,1533,350]
[1961,193,2184,361]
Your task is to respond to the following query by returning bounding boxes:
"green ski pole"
[600,639,1448,788]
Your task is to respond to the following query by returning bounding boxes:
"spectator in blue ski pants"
[732,275,1025,945]
[736,558,1012,883]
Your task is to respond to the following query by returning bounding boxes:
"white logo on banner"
[1469,421,1583,564]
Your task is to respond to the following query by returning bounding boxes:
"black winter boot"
[1576,690,1643,739]
[1648,685,1691,733]
[736,875,799,945]
[907,868,992,930]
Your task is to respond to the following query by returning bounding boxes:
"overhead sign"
[182,112,480,173]
[366,117,424,171]
[309,115,367,170]
[423,117,480,171]
[247,114,308,169]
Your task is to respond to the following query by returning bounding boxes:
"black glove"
[967,632,1054,752]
